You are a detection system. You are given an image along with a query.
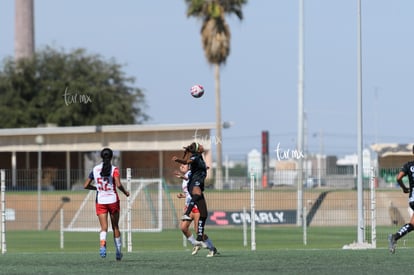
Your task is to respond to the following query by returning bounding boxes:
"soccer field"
[0,227,411,274]
[0,248,410,275]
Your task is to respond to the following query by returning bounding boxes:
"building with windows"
[0,123,215,190]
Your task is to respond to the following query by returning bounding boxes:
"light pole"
[35,135,44,231]
[297,0,305,227]
[356,0,364,244]
[313,130,324,188]
[220,121,233,187]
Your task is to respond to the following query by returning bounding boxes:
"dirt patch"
[3,189,410,230]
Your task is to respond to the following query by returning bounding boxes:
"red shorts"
[184,205,199,214]
[96,201,120,216]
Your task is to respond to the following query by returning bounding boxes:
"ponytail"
[100,148,113,177]
[181,142,201,159]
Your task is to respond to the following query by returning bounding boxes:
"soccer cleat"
[191,244,201,255]
[195,236,208,248]
[181,214,192,221]
[206,247,219,258]
[194,240,206,248]
[99,241,107,258]
[116,251,123,261]
[388,234,396,254]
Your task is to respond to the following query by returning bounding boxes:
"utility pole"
[297,0,305,226]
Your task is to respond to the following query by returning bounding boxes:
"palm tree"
[15,0,35,61]
[185,0,247,189]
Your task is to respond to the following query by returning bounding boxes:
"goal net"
[60,169,163,251]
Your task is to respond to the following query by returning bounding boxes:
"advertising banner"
[207,210,297,226]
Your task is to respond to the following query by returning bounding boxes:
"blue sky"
[1,0,413,161]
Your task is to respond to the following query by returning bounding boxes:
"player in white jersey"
[175,164,219,257]
[84,148,130,260]
[176,164,200,253]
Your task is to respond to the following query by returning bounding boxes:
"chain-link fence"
[0,167,411,251]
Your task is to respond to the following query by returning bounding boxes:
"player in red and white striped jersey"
[84,148,130,260]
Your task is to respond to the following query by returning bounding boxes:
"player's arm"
[396,171,409,193]
[113,168,130,197]
[177,193,186,199]
[172,156,191,165]
[114,176,130,197]
[174,170,188,180]
[84,173,96,190]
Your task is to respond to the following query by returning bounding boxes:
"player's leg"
[181,218,197,247]
[203,234,219,257]
[389,202,414,253]
[183,180,203,219]
[182,183,197,219]
[97,204,109,258]
[394,218,414,240]
[195,193,208,242]
[192,211,198,235]
[191,179,208,241]
[180,219,192,238]
[110,211,120,238]
[191,211,206,255]
[109,201,123,261]
[203,234,214,250]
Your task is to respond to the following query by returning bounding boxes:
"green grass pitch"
[0,227,411,275]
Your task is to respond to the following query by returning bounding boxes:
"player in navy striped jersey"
[175,163,219,257]
[173,142,208,243]
[388,145,414,254]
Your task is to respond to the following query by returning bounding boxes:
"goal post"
[370,166,377,248]
[60,168,163,251]
[125,170,163,252]
[342,166,376,249]
[1,169,6,254]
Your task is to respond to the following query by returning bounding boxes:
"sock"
[188,234,196,245]
[204,238,214,250]
[395,223,414,240]
[100,231,107,246]
[114,237,122,253]
[196,218,206,241]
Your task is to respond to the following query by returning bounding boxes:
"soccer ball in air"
[190,84,204,98]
